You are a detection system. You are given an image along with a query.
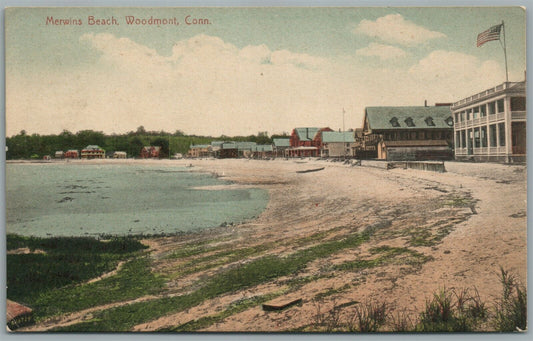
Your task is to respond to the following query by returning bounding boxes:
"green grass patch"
[54,231,371,332]
[335,246,431,272]
[161,290,286,332]
[31,256,166,321]
[7,234,147,306]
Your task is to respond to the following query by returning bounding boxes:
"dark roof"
[252,145,274,152]
[321,131,355,143]
[365,106,453,131]
[273,138,290,147]
[381,139,449,147]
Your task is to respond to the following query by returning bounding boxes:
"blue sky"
[5,6,526,136]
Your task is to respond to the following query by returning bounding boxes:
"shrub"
[493,267,527,332]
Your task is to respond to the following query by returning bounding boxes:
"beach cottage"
[81,145,105,159]
[273,138,290,157]
[64,150,79,158]
[287,127,333,157]
[320,131,356,158]
[140,146,161,158]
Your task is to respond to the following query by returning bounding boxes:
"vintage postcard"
[5,7,527,333]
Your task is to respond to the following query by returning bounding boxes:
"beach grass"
[53,231,371,331]
[6,234,155,321]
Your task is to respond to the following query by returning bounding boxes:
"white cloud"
[6,34,511,137]
[356,43,407,60]
[355,14,446,46]
[408,50,505,101]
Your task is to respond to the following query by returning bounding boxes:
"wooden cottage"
[320,131,356,158]
[287,127,333,157]
[252,144,274,159]
[81,145,105,159]
[188,144,212,158]
[64,150,79,159]
[113,151,127,159]
[140,146,161,158]
[361,106,454,160]
[273,138,290,157]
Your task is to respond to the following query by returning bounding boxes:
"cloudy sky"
[5,7,526,137]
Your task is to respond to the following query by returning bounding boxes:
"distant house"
[273,138,291,157]
[218,141,257,158]
[64,150,79,159]
[188,144,212,158]
[252,144,274,159]
[287,127,333,157]
[140,146,161,158]
[81,145,105,159]
[54,151,64,159]
[113,151,127,159]
[361,106,454,160]
[219,142,238,159]
[320,131,356,158]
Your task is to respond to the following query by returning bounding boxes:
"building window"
[474,128,480,148]
[411,132,417,140]
[498,122,506,146]
[425,116,435,126]
[454,113,459,123]
[480,105,486,117]
[390,117,400,127]
[481,126,487,147]
[473,106,479,119]
[466,110,471,120]
[455,132,460,147]
[490,124,497,147]
[405,117,415,127]
[497,99,505,113]
[488,101,496,115]
[460,111,465,122]
[511,97,526,111]
[461,130,466,148]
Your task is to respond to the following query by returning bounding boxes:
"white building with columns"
[452,81,526,163]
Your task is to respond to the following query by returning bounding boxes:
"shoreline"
[9,158,527,332]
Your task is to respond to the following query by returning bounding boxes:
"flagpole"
[501,20,509,83]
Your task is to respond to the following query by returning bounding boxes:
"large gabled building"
[452,81,526,163]
[361,105,454,160]
[287,127,333,157]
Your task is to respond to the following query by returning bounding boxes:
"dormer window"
[425,116,435,126]
[390,117,400,127]
[445,117,454,126]
[404,117,415,127]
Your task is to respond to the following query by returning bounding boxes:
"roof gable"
[365,106,453,130]
[294,127,321,141]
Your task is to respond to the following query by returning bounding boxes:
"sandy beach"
[18,158,527,332]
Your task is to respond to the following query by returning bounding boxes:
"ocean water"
[6,163,269,237]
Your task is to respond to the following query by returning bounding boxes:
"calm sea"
[6,163,269,237]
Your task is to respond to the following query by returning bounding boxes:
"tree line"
[5,127,288,160]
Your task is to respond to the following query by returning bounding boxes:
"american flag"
[477,24,503,47]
